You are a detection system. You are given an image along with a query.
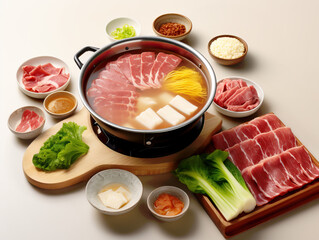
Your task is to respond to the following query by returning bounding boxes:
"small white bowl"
[106,17,141,41]
[213,77,264,118]
[147,186,189,222]
[16,56,71,99]
[86,169,143,215]
[8,106,46,139]
[43,91,78,119]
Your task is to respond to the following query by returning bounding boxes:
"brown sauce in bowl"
[46,96,75,114]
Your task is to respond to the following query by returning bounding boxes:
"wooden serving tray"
[196,115,319,238]
[22,108,222,190]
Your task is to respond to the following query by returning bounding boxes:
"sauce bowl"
[43,91,78,119]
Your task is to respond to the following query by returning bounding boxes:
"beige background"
[1,0,319,239]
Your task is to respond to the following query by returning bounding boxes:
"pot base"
[91,116,204,158]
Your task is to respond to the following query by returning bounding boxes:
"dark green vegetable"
[174,150,256,221]
[32,122,89,171]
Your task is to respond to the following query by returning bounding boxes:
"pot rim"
[78,36,216,134]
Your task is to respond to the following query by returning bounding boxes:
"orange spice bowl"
[208,35,248,65]
[153,13,192,41]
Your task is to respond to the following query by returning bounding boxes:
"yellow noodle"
[163,66,207,103]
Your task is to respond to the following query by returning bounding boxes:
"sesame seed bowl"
[208,35,248,65]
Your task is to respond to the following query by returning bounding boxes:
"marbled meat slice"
[242,146,319,206]
[15,110,44,133]
[287,146,319,180]
[227,141,257,171]
[224,86,260,111]
[250,163,284,199]
[22,64,69,93]
[263,154,301,189]
[116,54,133,81]
[255,127,297,159]
[226,127,297,171]
[99,69,130,84]
[242,167,270,206]
[141,52,156,87]
[212,113,282,150]
[129,54,149,90]
[150,53,181,87]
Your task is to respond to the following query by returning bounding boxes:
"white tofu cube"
[169,95,198,116]
[158,91,175,105]
[135,108,163,129]
[157,105,186,126]
[137,96,157,112]
[115,186,131,201]
[98,189,128,209]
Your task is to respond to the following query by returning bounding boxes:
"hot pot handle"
[74,46,99,69]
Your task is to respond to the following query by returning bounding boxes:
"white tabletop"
[1,0,319,239]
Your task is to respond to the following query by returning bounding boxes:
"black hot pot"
[74,36,216,158]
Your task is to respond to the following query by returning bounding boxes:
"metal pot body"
[75,36,216,153]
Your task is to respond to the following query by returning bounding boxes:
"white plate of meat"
[16,56,71,99]
[213,76,264,118]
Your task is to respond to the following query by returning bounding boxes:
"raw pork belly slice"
[242,146,319,206]
[150,53,182,87]
[15,110,44,133]
[226,127,297,171]
[212,113,282,150]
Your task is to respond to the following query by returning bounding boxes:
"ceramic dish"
[153,13,192,41]
[213,77,264,118]
[208,35,248,65]
[43,91,78,119]
[86,169,143,215]
[105,17,141,41]
[8,106,46,139]
[16,56,71,99]
[147,186,190,222]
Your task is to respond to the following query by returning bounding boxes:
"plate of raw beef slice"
[213,77,264,118]
[16,56,71,99]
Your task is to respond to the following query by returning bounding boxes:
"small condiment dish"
[16,56,71,99]
[106,17,141,41]
[147,186,190,222]
[8,106,46,140]
[208,35,248,65]
[43,91,78,119]
[153,13,192,41]
[86,169,143,215]
[213,77,264,118]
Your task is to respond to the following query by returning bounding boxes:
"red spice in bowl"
[154,193,184,216]
[158,22,186,36]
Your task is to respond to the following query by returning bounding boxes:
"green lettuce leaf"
[32,122,89,171]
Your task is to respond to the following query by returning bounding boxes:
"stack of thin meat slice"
[87,52,181,124]
[212,113,319,206]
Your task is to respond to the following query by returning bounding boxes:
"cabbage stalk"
[174,150,256,221]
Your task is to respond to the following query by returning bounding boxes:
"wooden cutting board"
[196,115,319,238]
[22,108,222,190]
